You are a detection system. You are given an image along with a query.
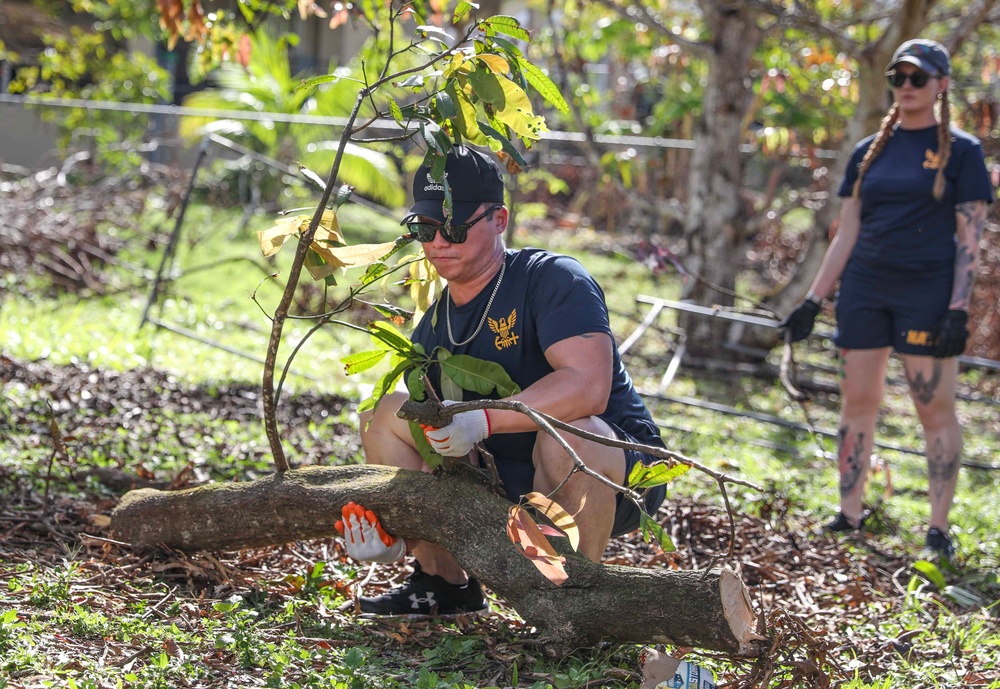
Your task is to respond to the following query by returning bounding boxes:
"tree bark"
[680,2,763,358]
[111,464,764,655]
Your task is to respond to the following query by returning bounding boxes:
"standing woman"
[781,39,993,560]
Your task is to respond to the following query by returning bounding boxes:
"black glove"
[933,309,968,358]
[779,299,821,343]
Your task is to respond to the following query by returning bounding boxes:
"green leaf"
[481,16,530,42]
[434,90,456,120]
[396,74,426,89]
[436,350,464,401]
[295,73,346,91]
[439,354,520,397]
[360,262,390,288]
[341,349,389,376]
[334,184,354,208]
[415,25,453,44]
[477,121,528,167]
[640,511,675,552]
[369,358,411,409]
[628,462,690,489]
[489,35,524,60]
[467,70,506,106]
[447,82,488,146]
[515,57,569,115]
[405,367,427,401]
[453,1,476,23]
[941,585,984,608]
[368,321,414,355]
[386,95,404,125]
[420,122,446,154]
[409,421,443,470]
[912,560,947,590]
[297,164,327,191]
[372,303,412,323]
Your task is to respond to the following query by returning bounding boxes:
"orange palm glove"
[334,501,406,563]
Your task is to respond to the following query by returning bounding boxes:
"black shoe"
[359,565,487,616]
[826,511,866,533]
[921,527,955,562]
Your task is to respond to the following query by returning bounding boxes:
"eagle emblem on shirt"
[489,309,519,350]
[923,149,941,170]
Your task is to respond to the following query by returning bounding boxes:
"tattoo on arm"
[927,437,960,501]
[905,361,942,406]
[951,201,986,309]
[838,426,866,498]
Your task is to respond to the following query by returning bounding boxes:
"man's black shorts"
[482,422,668,539]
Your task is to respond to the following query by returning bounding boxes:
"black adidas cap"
[403,147,505,225]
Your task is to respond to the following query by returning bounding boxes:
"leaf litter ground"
[2,357,998,687]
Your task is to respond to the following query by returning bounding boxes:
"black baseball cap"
[887,39,951,76]
[402,147,505,225]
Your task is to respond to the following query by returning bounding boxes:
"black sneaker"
[826,511,866,533]
[921,527,955,562]
[359,565,487,616]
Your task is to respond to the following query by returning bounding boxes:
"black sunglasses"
[886,70,935,88]
[406,204,502,244]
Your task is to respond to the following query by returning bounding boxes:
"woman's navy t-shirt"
[838,125,993,274]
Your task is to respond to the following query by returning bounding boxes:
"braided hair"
[852,86,952,201]
[851,103,900,199]
[932,89,952,200]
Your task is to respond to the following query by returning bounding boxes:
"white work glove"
[335,501,406,563]
[422,400,490,457]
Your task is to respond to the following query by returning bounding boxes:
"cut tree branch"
[110,464,765,654]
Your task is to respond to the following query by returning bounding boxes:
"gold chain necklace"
[446,257,506,347]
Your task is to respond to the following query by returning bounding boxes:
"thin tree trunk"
[680,3,763,358]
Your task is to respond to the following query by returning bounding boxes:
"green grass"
[2,194,1000,688]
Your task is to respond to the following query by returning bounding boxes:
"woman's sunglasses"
[886,70,935,88]
[406,204,502,244]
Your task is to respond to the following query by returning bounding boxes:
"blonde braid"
[932,89,952,200]
[852,103,900,198]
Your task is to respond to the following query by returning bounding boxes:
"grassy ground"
[2,184,999,688]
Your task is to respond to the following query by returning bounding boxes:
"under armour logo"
[409,592,436,610]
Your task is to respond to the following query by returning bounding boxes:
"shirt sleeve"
[953,140,995,204]
[837,140,869,198]
[529,254,612,353]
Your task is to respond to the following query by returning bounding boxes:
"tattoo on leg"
[927,437,960,502]
[838,426,866,498]
[906,361,942,406]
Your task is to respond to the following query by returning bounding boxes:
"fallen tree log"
[111,464,764,654]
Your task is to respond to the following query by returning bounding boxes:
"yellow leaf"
[493,76,548,141]
[320,240,399,268]
[474,54,510,74]
[449,84,489,147]
[257,216,308,257]
[409,253,442,322]
[523,492,579,552]
[443,52,471,79]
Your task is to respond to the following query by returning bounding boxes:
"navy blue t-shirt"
[411,248,664,463]
[838,125,993,273]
